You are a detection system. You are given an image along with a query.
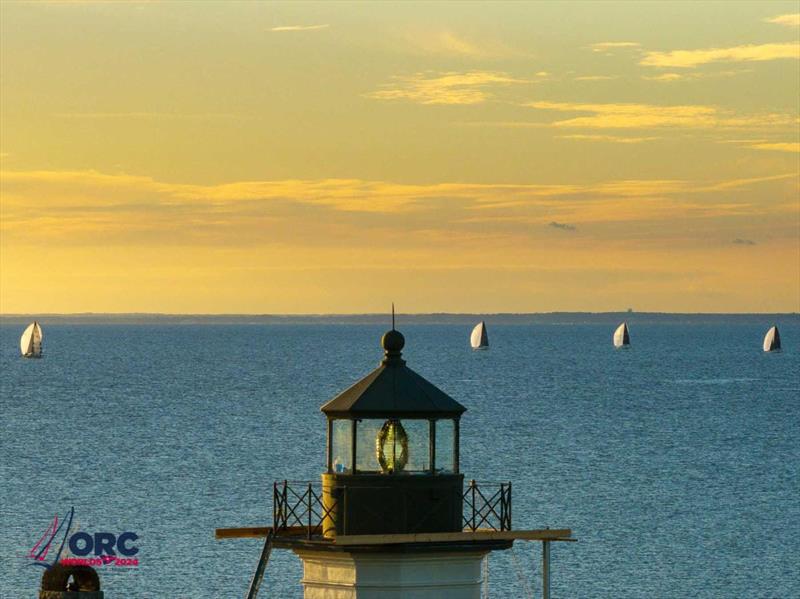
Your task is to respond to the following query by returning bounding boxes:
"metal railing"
[273,481,336,539]
[272,479,512,537]
[463,480,512,532]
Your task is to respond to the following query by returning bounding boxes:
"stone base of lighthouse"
[294,548,492,599]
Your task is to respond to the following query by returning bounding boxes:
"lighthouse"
[318,326,467,540]
[218,325,573,598]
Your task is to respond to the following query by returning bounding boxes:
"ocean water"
[1,321,798,598]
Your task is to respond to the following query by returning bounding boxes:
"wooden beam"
[216,526,311,539]
[216,526,575,544]
[216,527,272,539]
[333,529,573,546]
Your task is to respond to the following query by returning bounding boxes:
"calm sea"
[1,321,798,598]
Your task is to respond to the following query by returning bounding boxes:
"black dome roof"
[320,330,466,419]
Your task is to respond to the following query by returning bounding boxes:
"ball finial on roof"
[381,303,405,363]
[382,329,405,353]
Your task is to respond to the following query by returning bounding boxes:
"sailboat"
[613,322,630,349]
[20,321,43,358]
[470,321,489,350]
[763,325,781,352]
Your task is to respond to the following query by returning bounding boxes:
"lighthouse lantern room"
[320,327,465,537]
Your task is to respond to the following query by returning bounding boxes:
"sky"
[1,1,798,314]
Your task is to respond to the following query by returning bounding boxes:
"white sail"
[613,322,630,348]
[470,321,489,349]
[763,325,781,352]
[20,321,43,358]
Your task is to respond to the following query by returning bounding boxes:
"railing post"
[272,481,277,529]
[500,484,506,531]
[471,480,477,532]
[507,482,512,530]
[542,540,551,599]
[307,482,313,539]
[282,480,288,529]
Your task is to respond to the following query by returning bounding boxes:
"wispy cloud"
[574,75,618,81]
[557,134,659,144]
[643,73,685,82]
[590,42,641,53]
[642,70,749,82]
[1,167,795,302]
[765,14,800,27]
[721,139,800,153]
[433,31,484,56]
[526,100,796,130]
[270,24,329,32]
[549,221,576,231]
[367,71,527,105]
[528,101,718,129]
[399,29,523,59]
[641,42,800,68]
[2,169,793,230]
[749,142,800,153]
[732,238,756,245]
[458,121,548,129]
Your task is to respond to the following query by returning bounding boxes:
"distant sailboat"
[613,322,630,349]
[470,321,489,350]
[20,321,43,358]
[763,325,781,352]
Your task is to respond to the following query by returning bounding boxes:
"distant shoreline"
[1,312,797,325]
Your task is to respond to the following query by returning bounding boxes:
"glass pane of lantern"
[435,419,455,473]
[331,419,352,473]
[402,420,430,472]
[356,419,383,473]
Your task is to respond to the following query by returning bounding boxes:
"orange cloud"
[526,100,797,130]
[641,42,800,68]
[765,14,800,27]
[556,134,658,144]
[590,42,641,53]
[270,24,329,32]
[366,71,527,105]
[749,142,800,153]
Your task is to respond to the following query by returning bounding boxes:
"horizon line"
[1,311,797,317]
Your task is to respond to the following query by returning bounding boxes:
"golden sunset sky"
[1,1,798,313]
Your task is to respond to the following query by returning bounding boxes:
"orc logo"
[27,507,139,569]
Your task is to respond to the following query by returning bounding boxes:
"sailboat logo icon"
[27,507,75,570]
